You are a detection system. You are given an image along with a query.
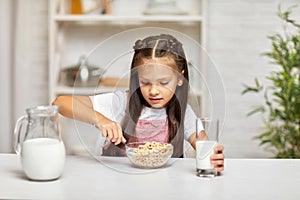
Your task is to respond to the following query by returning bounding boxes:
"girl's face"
[137,57,183,108]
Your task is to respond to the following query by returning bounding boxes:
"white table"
[0,154,300,200]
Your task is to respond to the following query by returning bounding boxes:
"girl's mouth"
[149,98,163,104]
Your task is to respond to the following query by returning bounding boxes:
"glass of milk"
[13,105,65,181]
[195,118,219,177]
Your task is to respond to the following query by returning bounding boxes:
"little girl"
[53,34,224,172]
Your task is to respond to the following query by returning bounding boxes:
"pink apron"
[127,118,169,143]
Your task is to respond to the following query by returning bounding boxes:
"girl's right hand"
[95,117,125,145]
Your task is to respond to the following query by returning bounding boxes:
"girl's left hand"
[210,144,224,172]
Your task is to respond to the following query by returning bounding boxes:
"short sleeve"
[184,104,204,141]
[89,90,127,123]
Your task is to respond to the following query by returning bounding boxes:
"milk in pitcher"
[21,138,65,180]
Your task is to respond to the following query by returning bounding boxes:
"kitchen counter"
[0,154,300,200]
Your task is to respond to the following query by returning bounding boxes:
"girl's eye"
[140,81,150,85]
[160,81,169,85]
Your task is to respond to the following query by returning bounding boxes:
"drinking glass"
[195,118,219,177]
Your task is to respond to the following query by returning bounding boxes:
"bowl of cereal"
[125,141,173,168]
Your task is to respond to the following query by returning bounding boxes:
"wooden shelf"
[53,14,203,23]
[55,85,128,96]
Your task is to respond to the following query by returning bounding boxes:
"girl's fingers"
[215,165,224,172]
[101,128,108,138]
[211,145,225,172]
[214,145,224,153]
[210,158,224,172]
[104,122,123,145]
[211,153,224,160]
[97,120,123,144]
[112,123,122,145]
[211,159,224,166]
[115,124,124,145]
[111,124,118,143]
[106,129,114,142]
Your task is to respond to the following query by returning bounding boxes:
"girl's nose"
[149,85,159,95]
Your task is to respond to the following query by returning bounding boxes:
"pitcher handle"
[13,116,28,154]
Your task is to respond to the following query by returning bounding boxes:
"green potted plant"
[242,6,300,158]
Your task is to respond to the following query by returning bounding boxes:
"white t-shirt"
[90,90,203,141]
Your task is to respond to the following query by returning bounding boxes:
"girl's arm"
[52,95,124,145]
[188,131,208,149]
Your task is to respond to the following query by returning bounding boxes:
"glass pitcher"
[13,105,65,181]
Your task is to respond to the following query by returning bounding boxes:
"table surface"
[1,154,300,200]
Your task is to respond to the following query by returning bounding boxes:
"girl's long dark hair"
[102,34,189,158]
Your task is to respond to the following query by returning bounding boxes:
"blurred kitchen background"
[1,0,299,157]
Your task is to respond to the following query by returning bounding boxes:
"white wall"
[206,0,300,157]
[0,0,14,152]
[13,0,49,119]
[0,0,49,153]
